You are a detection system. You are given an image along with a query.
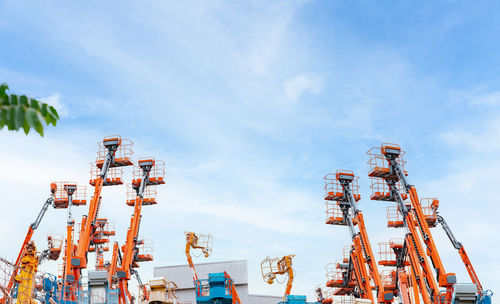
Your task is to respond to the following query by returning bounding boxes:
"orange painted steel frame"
[458,247,483,293]
[185,232,200,282]
[117,158,159,304]
[65,137,124,297]
[280,256,294,301]
[350,244,373,302]
[397,270,412,304]
[355,212,391,303]
[437,213,483,295]
[378,143,454,302]
[334,170,392,303]
[109,242,119,286]
[388,180,439,304]
[382,144,455,288]
[226,271,242,304]
[117,194,146,304]
[261,255,295,301]
[407,186,455,289]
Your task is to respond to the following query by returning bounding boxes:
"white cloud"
[284,74,324,101]
[468,90,500,106]
[40,92,70,117]
[440,113,500,152]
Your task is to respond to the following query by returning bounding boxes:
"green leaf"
[34,112,44,136]
[0,83,8,96]
[30,98,40,110]
[25,108,36,129]
[20,95,29,107]
[41,103,48,116]
[7,106,16,130]
[14,106,24,130]
[10,94,18,106]
[48,106,59,119]
[22,118,30,134]
[0,109,6,129]
[0,83,60,136]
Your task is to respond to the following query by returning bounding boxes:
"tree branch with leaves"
[0,83,59,136]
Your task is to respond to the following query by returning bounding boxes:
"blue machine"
[478,290,493,304]
[452,284,494,304]
[41,273,59,304]
[279,295,320,304]
[195,272,235,304]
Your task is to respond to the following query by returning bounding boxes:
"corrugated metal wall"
[154,260,248,289]
[170,285,281,304]
[153,261,281,304]
[248,294,283,304]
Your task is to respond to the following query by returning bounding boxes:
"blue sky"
[1,0,499,299]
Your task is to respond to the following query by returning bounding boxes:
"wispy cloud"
[284,74,324,101]
[40,93,70,117]
[1,0,500,299]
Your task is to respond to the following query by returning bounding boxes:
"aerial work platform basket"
[52,182,87,208]
[185,231,214,257]
[369,178,407,201]
[367,144,407,179]
[325,201,351,226]
[46,233,63,261]
[319,287,335,304]
[132,158,166,187]
[91,218,115,244]
[380,270,397,292]
[323,171,361,202]
[95,136,134,168]
[326,264,354,289]
[386,206,405,228]
[378,239,408,267]
[126,184,158,206]
[421,198,439,228]
[89,163,123,186]
[135,240,154,263]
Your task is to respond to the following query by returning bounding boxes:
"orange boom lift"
[434,203,491,301]
[368,144,442,304]
[116,157,165,304]
[63,136,133,299]
[324,170,393,304]
[261,255,295,302]
[1,183,57,303]
[185,232,213,283]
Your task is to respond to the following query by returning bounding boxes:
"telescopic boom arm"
[4,184,56,298]
[436,214,483,293]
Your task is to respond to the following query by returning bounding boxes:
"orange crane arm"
[458,247,482,292]
[437,214,483,293]
[117,159,157,304]
[73,138,121,272]
[405,233,431,304]
[383,145,455,288]
[407,186,453,287]
[284,261,294,299]
[119,196,144,280]
[74,178,104,269]
[336,171,391,303]
[356,212,390,303]
[185,233,199,282]
[392,183,440,301]
[224,272,241,304]
[349,244,373,301]
[6,190,55,295]
[108,242,119,284]
[397,270,413,304]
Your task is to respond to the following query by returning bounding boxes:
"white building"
[154,260,281,304]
